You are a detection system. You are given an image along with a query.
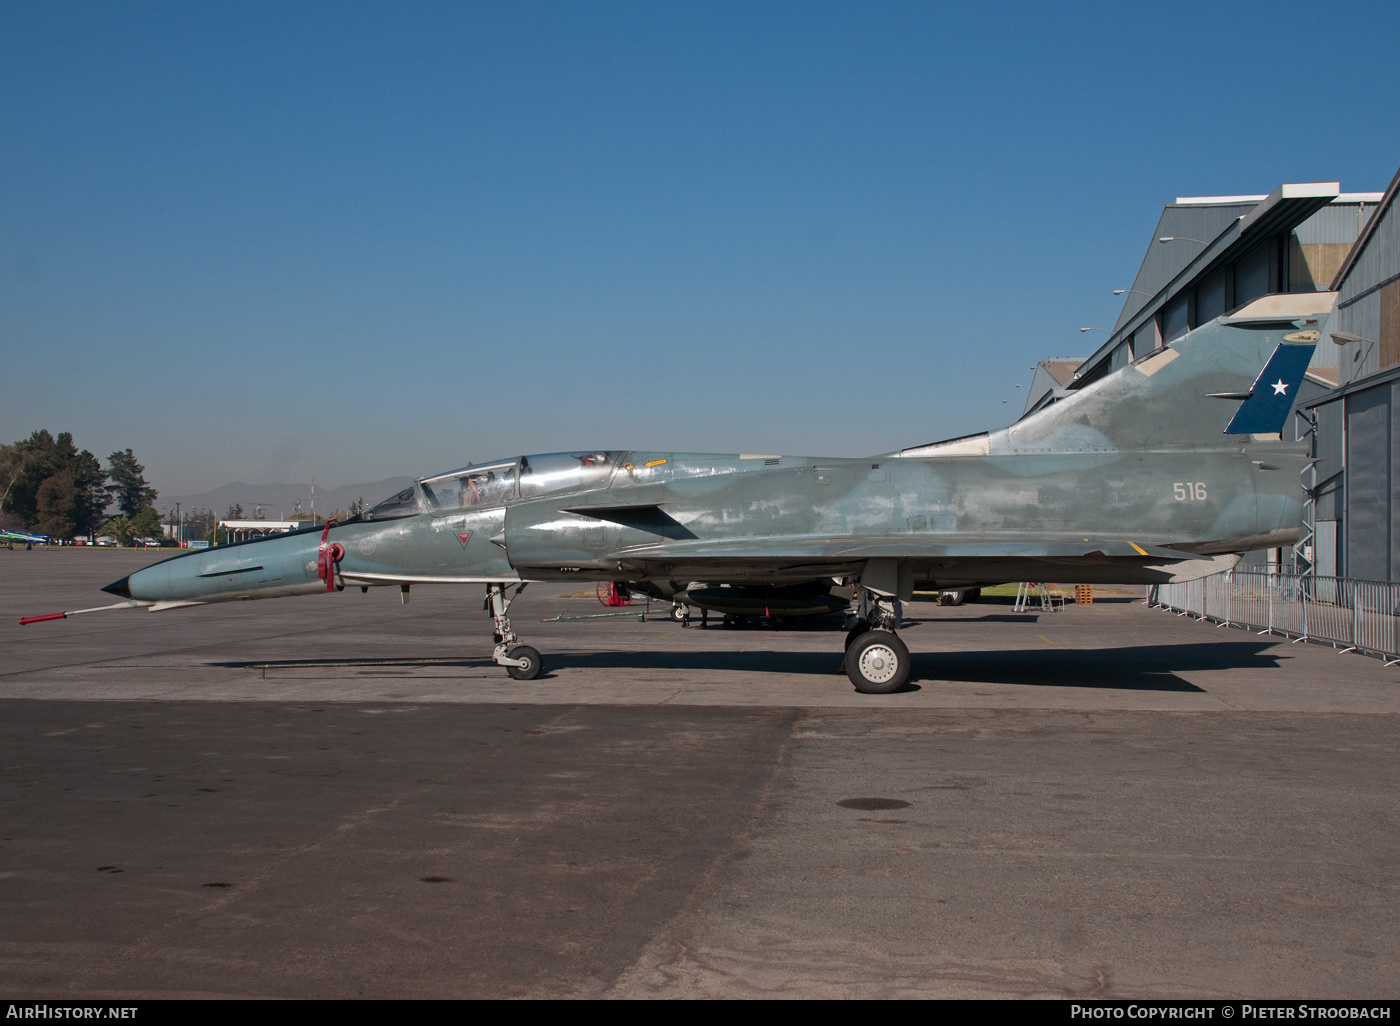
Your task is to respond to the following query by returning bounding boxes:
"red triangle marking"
[457,532,472,547]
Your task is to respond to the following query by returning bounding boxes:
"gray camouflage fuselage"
[108,294,1329,609]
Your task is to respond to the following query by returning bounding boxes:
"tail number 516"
[1173,482,1208,501]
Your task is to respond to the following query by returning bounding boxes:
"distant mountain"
[165,477,414,520]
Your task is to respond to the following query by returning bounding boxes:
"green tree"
[225,503,244,519]
[128,506,163,543]
[100,516,136,546]
[0,443,29,512]
[34,471,77,539]
[2,432,58,526]
[107,449,157,518]
[114,503,164,543]
[70,449,107,536]
[2,431,107,536]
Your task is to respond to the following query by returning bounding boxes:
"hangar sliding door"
[1345,385,1392,581]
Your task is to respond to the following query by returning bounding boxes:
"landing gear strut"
[485,582,543,680]
[843,587,910,694]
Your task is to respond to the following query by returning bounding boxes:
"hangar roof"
[1109,183,1340,339]
[1040,182,1388,412]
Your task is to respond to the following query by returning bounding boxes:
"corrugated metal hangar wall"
[1306,164,1400,581]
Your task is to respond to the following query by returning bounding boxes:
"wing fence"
[1149,571,1400,665]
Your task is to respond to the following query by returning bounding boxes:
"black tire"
[670,604,687,622]
[505,645,543,680]
[844,619,871,650]
[845,630,911,694]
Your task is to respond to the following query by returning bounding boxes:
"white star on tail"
[1271,379,1289,396]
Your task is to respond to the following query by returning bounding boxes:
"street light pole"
[1157,216,1243,250]
[1331,331,1378,378]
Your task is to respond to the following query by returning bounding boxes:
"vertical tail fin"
[1221,341,1318,434]
[997,293,1335,453]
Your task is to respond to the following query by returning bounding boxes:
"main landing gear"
[843,588,911,695]
[485,582,543,680]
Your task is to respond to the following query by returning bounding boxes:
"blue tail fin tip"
[1224,344,1316,435]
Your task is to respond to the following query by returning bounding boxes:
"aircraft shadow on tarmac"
[214,657,486,670]
[927,639,1289,691]
[948,614,1042,623]
[210,635,1288,691]
[911,643,1262,691]
[539,644,1266,691]
[213,640,1282,693]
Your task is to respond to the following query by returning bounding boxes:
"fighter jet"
[32,293,1332,693]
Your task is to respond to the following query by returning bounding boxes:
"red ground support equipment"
[597,582,633,607]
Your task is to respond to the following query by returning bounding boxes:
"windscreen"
[364,486,423,521]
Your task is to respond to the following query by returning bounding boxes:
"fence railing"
[1149,570,1400,665]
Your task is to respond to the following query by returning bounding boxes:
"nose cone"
[102,576,132,598]
[106,529,333,606]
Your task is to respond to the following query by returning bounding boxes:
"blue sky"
[3,0,1398,497]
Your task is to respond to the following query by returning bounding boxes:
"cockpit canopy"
[364,451,622,520]
[421,458,518,510]
[519,451,618,498]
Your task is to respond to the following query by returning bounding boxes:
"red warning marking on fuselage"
[457,532,472,547]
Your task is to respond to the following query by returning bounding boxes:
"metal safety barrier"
[1149,571,1400,665]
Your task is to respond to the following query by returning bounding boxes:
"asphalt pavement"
[1,549,1396,998]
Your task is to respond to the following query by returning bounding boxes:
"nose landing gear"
[485,582,544,680]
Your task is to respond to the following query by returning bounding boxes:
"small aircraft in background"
[3,529,49,546]
[24,293,1332,693]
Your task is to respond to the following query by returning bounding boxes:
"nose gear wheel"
[505,645,543,680]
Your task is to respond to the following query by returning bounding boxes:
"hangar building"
[1302,164,1400,580]
[1026,170,1400,580]
[1026,183,1382,415]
